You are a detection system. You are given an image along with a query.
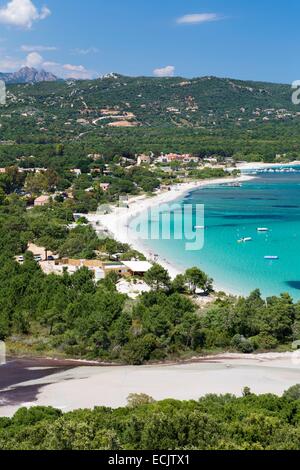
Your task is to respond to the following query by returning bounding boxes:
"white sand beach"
[236,161,300,171]
[86,175,254,280]
[1,353,300,417]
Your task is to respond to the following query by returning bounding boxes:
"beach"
[86,175,254,281]
[1,353,300,417]
[236,161,300,171]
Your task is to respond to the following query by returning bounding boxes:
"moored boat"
[238,237,253,243]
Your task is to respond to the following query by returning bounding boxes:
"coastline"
[86,174,255,286]
[236,160,300,171]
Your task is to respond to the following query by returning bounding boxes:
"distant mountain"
[0,67,58,84]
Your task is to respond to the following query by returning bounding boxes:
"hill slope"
[0,74,299,150]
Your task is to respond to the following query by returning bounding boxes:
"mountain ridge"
[0,67,58,84]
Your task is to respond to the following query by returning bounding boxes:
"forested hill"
[2,74,298,134]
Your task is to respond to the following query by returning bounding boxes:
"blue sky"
[0,0,299,83]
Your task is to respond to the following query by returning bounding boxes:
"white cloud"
[63,64,86,72]
[0,56,22,70]
[21,44,57,52]
[25,51,43,67]
[72,47,99,56]
[61,64,93,79]
[0,0,51,29]
[153,65,175,78]
[177,13,221,25]
[41,61,94,80]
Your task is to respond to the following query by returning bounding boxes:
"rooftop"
[122,261,152,273]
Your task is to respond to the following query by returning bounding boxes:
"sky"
[0,0,299,83]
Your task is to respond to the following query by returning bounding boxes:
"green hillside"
[0,74,300,165]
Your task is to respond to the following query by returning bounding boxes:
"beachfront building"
[122,261,152,277]
[103,262,131,277]
[41,258,106,280]
[40,258,152,280]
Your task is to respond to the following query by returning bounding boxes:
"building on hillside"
[19,167,47,173]
[0,168,6,174]
[100,183,110,192]
[103,262,131,277]
[41,258,105,280]
[156,153,195,164]
[88,153,102,161]
[39,257,152,280]
[137,154,151,166]
[34,195,51,207]
[70,169,82,177]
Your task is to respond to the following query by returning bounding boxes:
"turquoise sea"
[138,166,300,300]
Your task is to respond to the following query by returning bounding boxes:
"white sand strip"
[1,353,300,417]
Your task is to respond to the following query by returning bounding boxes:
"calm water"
[140,168,300,300]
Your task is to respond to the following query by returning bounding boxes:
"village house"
[34,195,51,207]
[43,258,152,280]
[18,167,47,174]
[100,183,110,192]
[156,153,195,164]
[40,258,105,280]
[70,169,82,177]
[88,153,102,161]
[137,154,151,166]
[122,261,152,277]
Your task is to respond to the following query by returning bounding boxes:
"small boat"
[257,228,269,232]
[194,225,205,230]
[264,256,279,260]
[238,237,253,243]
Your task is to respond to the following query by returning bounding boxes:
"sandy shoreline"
[86,175,255,284]
[237,160,300,170]
[1,352,300,417]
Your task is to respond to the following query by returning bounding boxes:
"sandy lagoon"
[1,353,300,417]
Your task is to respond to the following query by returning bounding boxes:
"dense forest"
[1,387,300,450]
